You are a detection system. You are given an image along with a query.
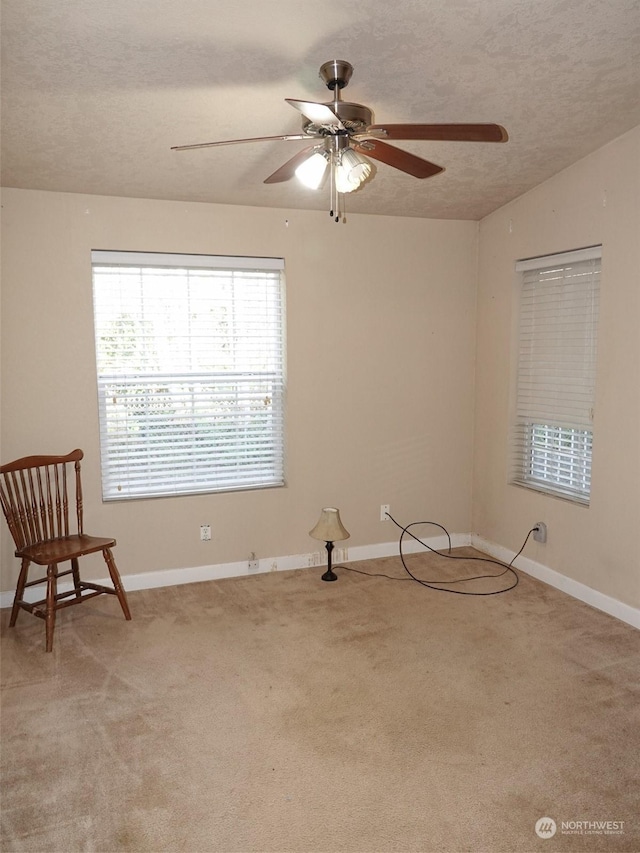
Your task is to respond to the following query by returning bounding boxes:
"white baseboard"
[472,534,640,630]
[0,532,470,609]
[3,531,638,631]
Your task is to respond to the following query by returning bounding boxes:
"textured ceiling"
[2,0,639,220]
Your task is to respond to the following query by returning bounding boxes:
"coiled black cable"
[340,512,536,595]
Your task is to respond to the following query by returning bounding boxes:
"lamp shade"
[335,162,357,193]
[309,507,350,542]
[341,147,372,186]
[295,151,328,189]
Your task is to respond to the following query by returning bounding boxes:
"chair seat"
[17,534,117,564]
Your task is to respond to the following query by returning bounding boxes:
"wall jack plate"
[533,522,547,544]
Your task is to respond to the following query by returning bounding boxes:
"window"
[91,251,286,500]
[511,246,601,504]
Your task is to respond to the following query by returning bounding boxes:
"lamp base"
[321,567,338,582]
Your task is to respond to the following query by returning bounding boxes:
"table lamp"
[309,507,350,582]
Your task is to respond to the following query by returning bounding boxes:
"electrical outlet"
[380,504,390,522]
[200,524,211,541]
[533,522,547,544]
[248,552,259,571]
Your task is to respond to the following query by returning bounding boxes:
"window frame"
[91,250,286,501]
[510,246,601,505]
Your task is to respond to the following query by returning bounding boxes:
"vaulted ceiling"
[2,0,639,220]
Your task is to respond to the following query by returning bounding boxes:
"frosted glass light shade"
[295,152,328,189]
[341,148,372,187]
[309,507,350,542]
[335,163,357,193]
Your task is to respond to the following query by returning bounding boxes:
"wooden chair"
[0,449,131,651]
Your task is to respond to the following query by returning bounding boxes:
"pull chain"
[328,156,345,223]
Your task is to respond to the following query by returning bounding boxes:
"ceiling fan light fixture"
[341,148,372,185]
[333,148,372,193]
[294,151,328,189]
[335,162,358,193]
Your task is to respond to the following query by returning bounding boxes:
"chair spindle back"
[0,449,85,551]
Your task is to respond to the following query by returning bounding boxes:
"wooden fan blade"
[171,133,308,151]
[264,145,320,184]
[285,99,346,131]
[353,140,443,179]
[367,123,508,143]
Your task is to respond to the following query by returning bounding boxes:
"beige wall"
[473,125,640,609]
[3,127,638,609]
[0,190,478,588]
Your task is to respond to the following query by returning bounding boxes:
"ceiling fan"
[172,60,508,221]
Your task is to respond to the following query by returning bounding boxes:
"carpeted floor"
[1,548,639,852]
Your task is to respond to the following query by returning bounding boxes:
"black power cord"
[338,513,537,596]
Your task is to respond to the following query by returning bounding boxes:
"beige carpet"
[1,548,639,852]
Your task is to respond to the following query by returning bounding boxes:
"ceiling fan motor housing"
[302,101,374,136]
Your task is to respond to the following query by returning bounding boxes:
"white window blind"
[91,251,286,500]
[511,246,601,504]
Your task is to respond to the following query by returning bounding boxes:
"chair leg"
[45,563,57,653]
[71,557,82,598]
[9,558,30,627]
[102,547,132,621]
